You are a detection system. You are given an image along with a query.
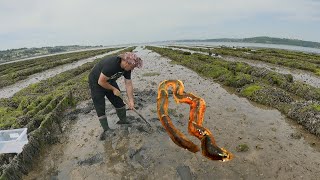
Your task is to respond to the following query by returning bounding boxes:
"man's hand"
[127,100,134,110]
[113,89,121,97]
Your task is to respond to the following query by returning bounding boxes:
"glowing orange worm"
[157,80,233,161]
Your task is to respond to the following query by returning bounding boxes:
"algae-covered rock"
[288,101,320,137]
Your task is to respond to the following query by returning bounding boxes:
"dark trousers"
[88,75,125,117]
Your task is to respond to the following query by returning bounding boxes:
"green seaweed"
[241,84,262,97]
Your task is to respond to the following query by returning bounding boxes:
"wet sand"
[23,47,320,179]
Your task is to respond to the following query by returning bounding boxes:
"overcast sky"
[1,0,319,50]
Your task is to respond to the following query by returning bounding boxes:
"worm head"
[218,148,233,162]
[203,143,234,162]
[192,122,209,138]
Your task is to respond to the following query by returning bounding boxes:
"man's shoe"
[98,117,110,140]
[116,107,131,124]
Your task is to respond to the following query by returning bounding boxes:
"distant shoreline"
[173,36,320,49]
[165,41,320,54]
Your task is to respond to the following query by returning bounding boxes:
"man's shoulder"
[101,56,120,64]
[101,55,118,61]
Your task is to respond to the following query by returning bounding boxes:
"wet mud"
[22,47,320,179]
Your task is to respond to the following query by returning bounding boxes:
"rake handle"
[118,94,151,127]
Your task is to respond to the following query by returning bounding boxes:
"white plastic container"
[0,128,28,154]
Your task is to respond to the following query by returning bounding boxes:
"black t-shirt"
[90,56,131,83]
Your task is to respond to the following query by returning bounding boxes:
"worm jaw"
[219,148,233,162]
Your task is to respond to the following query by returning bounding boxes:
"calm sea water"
[154,41,320,54]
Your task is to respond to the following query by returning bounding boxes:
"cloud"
[0,0,319,49]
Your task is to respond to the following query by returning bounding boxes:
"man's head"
[119,52,143,71]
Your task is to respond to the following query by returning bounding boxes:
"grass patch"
[236,144,249,152]
[315,68,320,76]
[241,84,262,97]
[0,107,22,128]
[312,104,320,111]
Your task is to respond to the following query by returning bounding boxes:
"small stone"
[255,144,263,150]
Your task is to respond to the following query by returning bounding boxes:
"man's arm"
[124,78,134,109]
[98,73,120,96]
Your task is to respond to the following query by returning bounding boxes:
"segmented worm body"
[157,80,233,161]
